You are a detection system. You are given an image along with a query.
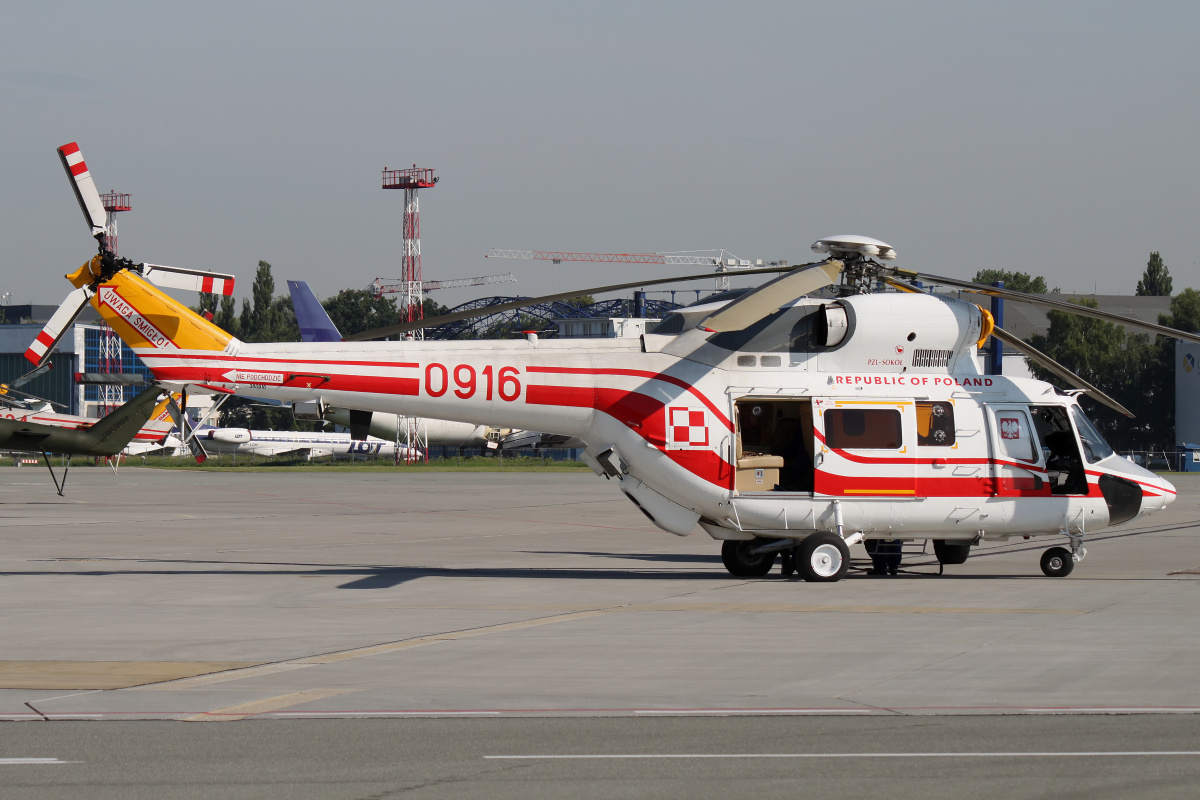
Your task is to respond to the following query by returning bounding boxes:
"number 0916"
[424,363,521,401]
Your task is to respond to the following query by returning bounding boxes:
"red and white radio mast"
[98,191,132,413]
[382,165,438,339]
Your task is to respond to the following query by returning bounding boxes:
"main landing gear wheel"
[798,532,850,583]
[721,540,776,577]
[1040,547,1074,578]
[933,540,971,566]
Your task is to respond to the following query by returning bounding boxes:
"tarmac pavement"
[1,466,1198,796]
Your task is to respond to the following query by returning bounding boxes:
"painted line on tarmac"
[184,688,348,722]
[292,609,614,665]
[0,758,75,765]
[268,711,503,717]
[635,709,875,715]
[138,662,312,691]
[486,751,1200,760]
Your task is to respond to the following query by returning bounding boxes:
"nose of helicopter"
[1141,472,1177,514]
[1104,457,1176,521]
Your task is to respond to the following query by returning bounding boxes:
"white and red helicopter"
[31,142,1190,581]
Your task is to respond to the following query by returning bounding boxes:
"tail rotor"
[26,142,237,368]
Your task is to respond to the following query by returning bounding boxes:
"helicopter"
[30,141,1191,581]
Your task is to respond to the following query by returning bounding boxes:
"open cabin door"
[813,399,916,498]
[732,398,815,493]
[984,404,1049,497]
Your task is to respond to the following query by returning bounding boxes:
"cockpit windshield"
[1071,406,1115,463]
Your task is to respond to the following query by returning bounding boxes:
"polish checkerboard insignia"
[668,406,709,450]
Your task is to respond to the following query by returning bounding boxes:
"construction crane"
[485,249,787,291]
[366,272,517,299]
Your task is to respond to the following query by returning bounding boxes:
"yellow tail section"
[137,392,180,436]
[68,257,234,353]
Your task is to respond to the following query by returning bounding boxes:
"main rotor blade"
[910,271,1200,344]
[882,277,1135,418]
[344,264,801,341]
[990,326,1134,418]
[699,260,842,332]
[57,142,108,240]
[24,286,94,367]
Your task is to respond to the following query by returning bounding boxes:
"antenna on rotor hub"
[811,235,898,295]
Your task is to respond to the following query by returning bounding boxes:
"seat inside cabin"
[734,399,815,493]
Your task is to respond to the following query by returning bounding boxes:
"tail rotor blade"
[57,142,108,241]
[6,364,52,391]
[142,264,235,296]
[24,287,94,366]
[699,260,843,332]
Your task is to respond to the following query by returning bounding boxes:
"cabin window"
[916,401,955,446]
[825,409,902,450]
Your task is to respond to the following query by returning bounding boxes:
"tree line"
[975,253,1191,451]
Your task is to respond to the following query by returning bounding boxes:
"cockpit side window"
[1031,405,1088,495]
[1071,406,1115,463]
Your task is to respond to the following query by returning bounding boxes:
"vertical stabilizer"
[287,280,343,342]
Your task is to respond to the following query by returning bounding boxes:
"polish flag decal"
[668,406,709,450]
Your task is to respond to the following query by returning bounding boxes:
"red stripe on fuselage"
[526,383,732,488]
[141,352,420,370]
[526,366,732,431]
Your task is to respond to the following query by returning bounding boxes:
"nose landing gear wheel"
[798,532,850,582]
[1040,546,1074,577]
[721,540,777,577]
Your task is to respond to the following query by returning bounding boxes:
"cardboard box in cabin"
[735,454,783,492]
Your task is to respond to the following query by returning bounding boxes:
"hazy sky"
[3,1,1198,310]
